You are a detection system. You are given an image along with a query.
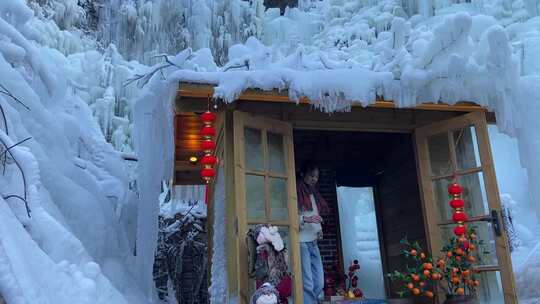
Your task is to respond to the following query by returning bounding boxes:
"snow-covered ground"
[2,0,540,303]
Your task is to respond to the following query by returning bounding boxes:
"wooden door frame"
[197,106,513,303]
[414,111,517,303]
[232,110,303,304]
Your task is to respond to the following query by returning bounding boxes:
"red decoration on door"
[199,99,217,184]
[448,183,463,195]
[448,181,467,238]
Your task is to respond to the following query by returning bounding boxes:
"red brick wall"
[317,167,343,291]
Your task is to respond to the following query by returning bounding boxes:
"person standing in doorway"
[296,160,328,304]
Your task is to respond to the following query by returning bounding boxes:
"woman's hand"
[303,215,323,224]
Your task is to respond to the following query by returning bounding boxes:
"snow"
[2,0,540,303]
[209,167,227,303]
[132,73,175,300]
[0,0,145,303]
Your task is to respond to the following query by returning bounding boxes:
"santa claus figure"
[250,283,279,304]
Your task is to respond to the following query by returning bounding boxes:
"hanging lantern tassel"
[204,184,209,205]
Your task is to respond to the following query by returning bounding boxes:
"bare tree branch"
[0,103,8,135]
[0,137,31,160]
[0,83,30,111]
[124,50,194,89]
[222,60,250,72]
[0,135,31,218]
[3,194,31,218]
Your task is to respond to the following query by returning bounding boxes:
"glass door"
[233,111,302,303]
[414,111,517,303]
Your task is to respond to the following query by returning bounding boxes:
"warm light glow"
[189,156,198,164]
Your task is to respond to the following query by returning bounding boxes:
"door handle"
[490,210,502,237]
[475,210,503,237]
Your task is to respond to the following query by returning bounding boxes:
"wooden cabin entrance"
[174,85,518,304]
[293,130,425,300]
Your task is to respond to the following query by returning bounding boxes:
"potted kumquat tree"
[388,227,486,304]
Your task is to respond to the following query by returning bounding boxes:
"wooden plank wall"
[375,135,428,299]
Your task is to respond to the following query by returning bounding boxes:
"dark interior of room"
[293,129,428,298]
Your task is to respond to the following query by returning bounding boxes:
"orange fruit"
[412,288,421,295]
[456,248,464,256]
[451,276,460,284]
[447,251,453,257]
[423,270,431,277]
[457,288,465,295]
[473,280,480,286]
[410,249,418,256]
[425,291,434,298]
[407,283,414,290]
[412,274,420,281]
[423,263,433,270]
[420,253,426,259]
[419,281,426,287]
[468,256,476,263]
[462,270,470,277]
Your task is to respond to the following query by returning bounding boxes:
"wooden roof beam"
[177,82,489,113]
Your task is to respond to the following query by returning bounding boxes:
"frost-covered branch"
[2,194,31,218]
[222,59,250,71]
[0,137,31,160]
[124,49,193,88]
[0,103,7,135]
[0,83,30,111]
[0,135,31,218]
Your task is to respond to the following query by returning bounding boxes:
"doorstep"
[322,297,386,303]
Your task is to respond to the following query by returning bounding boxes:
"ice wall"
[96,0,265,65]
[0,0,146,303]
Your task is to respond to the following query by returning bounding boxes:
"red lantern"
[199,109,216,183]
[452,211,468,223]
[448,183,463,195]
[201,111,217,123]
[200,125,216,138]
[454,225,467,236]
[201,168,216,182]
[201,155,217,166]
[450,199,465,209]
[201,140,216,152]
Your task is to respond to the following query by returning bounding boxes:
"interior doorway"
[293,129,427,298]
[336,186,385,298]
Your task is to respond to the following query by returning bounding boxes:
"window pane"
[458,172,490,217]
[477,271,504,304]
[270,177,288,220]
[428,132,452,177]
[246,174,265,220]
[454,126,481,171]
[432,172,489,222]
[245,128,264,171]
[268,132,286,174]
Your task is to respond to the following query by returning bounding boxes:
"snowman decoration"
[247,224,292,304]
